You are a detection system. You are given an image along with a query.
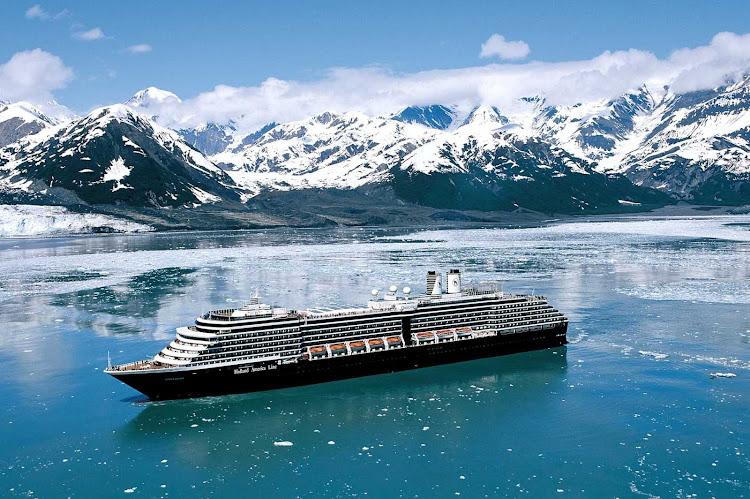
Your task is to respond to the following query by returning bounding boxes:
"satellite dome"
[403,287,411,295]
[389,285,398,293]
[371,289,379,296]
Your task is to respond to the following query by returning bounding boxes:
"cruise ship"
[106,270,568,400]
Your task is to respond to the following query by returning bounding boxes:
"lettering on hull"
[235,364,278,374]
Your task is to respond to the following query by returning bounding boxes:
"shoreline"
[0,201,748,240]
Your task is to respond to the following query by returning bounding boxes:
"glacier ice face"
[0,204,152,237]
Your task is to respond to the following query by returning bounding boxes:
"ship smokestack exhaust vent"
[426,271,443,295]
[447,269,461,294]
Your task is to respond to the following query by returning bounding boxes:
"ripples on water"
[0,216,748,497]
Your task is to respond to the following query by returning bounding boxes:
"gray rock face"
[0,117,47,148]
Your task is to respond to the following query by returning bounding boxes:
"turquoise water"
[0,217,748,497]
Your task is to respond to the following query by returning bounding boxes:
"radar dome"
[371,289,379,296]
[403,287,411,295]
[389,285,398,293]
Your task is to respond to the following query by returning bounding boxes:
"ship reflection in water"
[120,347,569,468]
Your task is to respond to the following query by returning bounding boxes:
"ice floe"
[638,351,668,360]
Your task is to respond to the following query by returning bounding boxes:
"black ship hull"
[110,324,567,401]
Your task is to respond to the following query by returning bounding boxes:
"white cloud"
[25,4,49,19]
[73,27,105,41]
[480,34,530,60]
[138,31,750,133]
[124,44,152,54]
[0,49,74,102]
[25,5,68,20]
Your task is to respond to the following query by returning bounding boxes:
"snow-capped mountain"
[125,87,181,110]
[391,105,457,130]
[614,79,750,204]
[392,134,668,212]
[178,122,236,156]
[532,87,659,166]
[213,111,439,195]
[1,77,749,217]
[460,106,510,129]
[0,102,59,147]
[209,106,665,211]
[0,104,239,207]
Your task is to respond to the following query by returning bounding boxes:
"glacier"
[0,204,152,237]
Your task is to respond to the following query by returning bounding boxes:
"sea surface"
[0,216,748,498]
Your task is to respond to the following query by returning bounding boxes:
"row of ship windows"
[186,348,300,366]
[162,345,301,363]
[303,320,401,335]
[305,326,401,342]
[195,346,300,362]
[411,305,552,323]
[301,330,402,346]
[185,329,299,342]
[489,316,563,327]
[412,308,556,326]
[169,338,300,356]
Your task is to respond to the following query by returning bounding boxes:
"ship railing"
[107,359,158,372]
[299,308,373,320]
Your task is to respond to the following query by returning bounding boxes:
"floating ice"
[273,441,293,447]
[710,373,737,378]
[124,487,136,493]
[638,351,668,360]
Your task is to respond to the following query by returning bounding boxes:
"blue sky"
[3,0,750,112]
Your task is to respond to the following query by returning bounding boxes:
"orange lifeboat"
[330,344,347,355]
[416,332,435,340]
[310,346,327,357]
[455,327,472,337]
[437,329,453,338]
[368,338,385,349]
[350,341,366,351]
[387,336,403,346]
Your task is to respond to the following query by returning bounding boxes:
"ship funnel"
[447,269,461,294]
[426,271,443,295]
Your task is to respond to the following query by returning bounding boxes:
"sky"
[2,0,750,129]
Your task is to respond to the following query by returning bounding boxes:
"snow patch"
[102,157,133,191]
[189,186,220,204]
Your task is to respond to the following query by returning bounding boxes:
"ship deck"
[106,359,163,372]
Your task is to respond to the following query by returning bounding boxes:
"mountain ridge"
[1,81,749,222]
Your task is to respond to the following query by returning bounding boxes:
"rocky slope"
[0,105,239,207]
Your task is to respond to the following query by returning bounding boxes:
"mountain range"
[1,79,749,225]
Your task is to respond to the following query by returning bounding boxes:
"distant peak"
[126,87,181,108]
[460,105,509,127]
[392,105,455,130]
